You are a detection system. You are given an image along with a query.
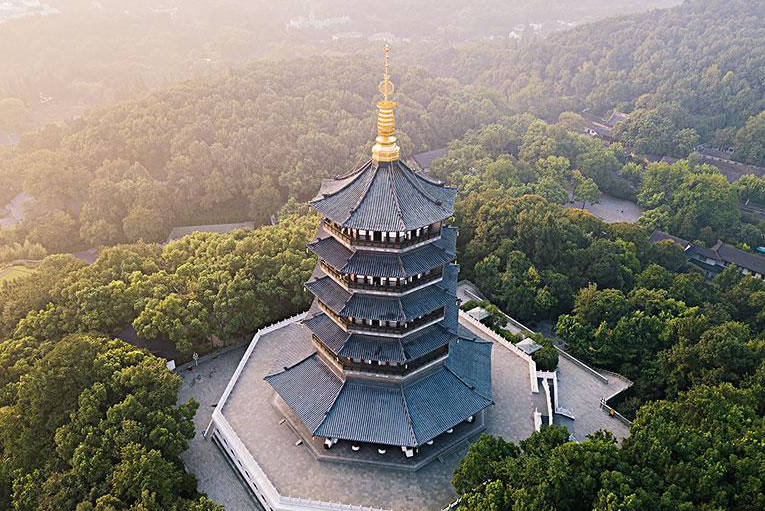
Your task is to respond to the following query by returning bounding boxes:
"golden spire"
[372,44,400,162]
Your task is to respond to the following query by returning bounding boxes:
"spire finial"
[379,44,394,101]
[372,44,400,162]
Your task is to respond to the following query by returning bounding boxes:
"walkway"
[178,346,262,511]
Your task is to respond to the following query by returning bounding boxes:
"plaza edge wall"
[204,312,393,511]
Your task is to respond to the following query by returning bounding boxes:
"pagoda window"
[373,231,382,241]
[416,227,422,237]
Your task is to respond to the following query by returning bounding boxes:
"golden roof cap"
[372,44,400,162]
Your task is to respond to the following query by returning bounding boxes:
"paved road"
[177,346,262,511]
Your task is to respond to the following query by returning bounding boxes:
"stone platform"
[203,313,630,511]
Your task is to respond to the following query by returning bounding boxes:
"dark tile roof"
[264,354,342,431]
[305,313,457,364]
[265,332,493,447]
[340,336,406,363]
[411,147,447,171]
[309,226,457,278]
[303,313,349,353]
[446,337,493,398]
[310,159,456,231]
[305,276,351,313]
[402,325,456,360]
[648,229,690,247]
[306,275,453,322]
[404,366,493,444]
[649,230,765,275]
[315,381,417,446]
[307,236,353,270]
[716,243,765,274]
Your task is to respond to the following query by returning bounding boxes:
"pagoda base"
[273,393,486,472]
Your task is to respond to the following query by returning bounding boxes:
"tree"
[122,206,167,243]
[734,111,765,166]
[657,322,760,398]
[572,170,600,207]
[453,434,519,494]
[24,210,80,253]
[0,335,221,511]
[672,127,700,156]
[534,176,568,204]
[133,294,209,353]
[614,109,675,156]
[671,172,740,242]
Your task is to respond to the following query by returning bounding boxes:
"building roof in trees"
[310,159,456,231]
[648,229,692,248]
[649,229,765,275]
[307,226,456,278]
[164,221,256,244]
[265,336,492,447]
[411,147,447,171]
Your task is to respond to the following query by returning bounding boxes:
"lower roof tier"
[304,312,458,365]
[308,226,457,279]
[265,336,492,447]
[305,274,453,323]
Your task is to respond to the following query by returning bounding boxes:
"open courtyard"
[181,315,631,511]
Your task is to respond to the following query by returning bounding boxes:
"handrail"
[324,221,440,250]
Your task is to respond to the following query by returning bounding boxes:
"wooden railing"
[324,221,440,250]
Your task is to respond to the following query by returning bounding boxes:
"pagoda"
[265,46,492,462]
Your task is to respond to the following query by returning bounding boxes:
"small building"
[605,111,629,127]
[411,147,447,173]
[649,230,765,279]
[163,221,255,244]
[516,337,542,355]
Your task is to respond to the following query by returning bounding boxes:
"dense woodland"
[427,0,765,159]
[2,0,763,258]
[0,1,764,510]
[0,57,509,253]
[0,207,316,509]
[0,0,678,134]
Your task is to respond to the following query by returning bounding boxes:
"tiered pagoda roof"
[308,226,457,278]
[310,159,456,231]
[304,313,457,364]
[265,336,492,447]
[264,46,492,456]
[305,274,452,322]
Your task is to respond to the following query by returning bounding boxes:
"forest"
[1,0,763,261]
[0,0,678,134]
[0,0,764,510]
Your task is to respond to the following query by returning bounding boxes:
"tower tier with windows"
[265,47,492,460]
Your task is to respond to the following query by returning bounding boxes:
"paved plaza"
[180,315,631,511]
[576,193,644,224]
[178,347,262,511]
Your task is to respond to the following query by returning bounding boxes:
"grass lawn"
[0,265,35,284]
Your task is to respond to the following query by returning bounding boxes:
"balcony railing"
[324,221,441,250]
[317,301,445,336]
[344,308,445,336]
[348,271,443,293]
[320,261,446,294]
[338,344,450,376]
